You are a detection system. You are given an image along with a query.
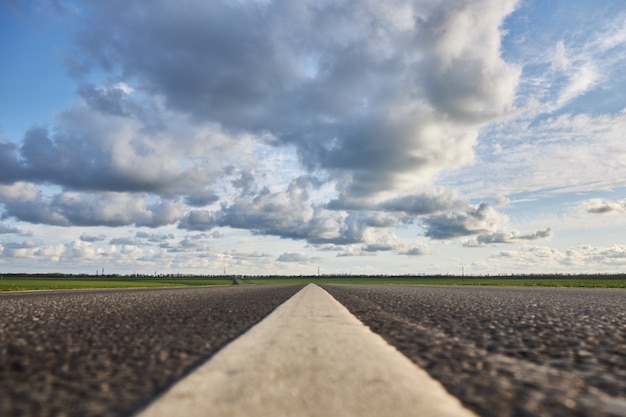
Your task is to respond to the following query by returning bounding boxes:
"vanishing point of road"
[1,284,625,417]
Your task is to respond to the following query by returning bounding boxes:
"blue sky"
[1,0,626,275]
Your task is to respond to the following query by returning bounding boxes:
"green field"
[244,276,626,288]
[1,275,625,291]
[0,276,234,292]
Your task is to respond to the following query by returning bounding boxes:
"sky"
[1,0,626,276]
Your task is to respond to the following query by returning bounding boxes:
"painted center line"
[135,284,477,417]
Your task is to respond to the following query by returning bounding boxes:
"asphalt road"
[0,285,304,417]
[322,284,626,417]
[2,284,625,417]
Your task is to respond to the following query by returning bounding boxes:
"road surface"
[322,284,626,417]
[0,285,304,417]
[1,284,625,416]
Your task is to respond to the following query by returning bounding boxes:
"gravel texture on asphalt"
[0,284,304,417]
[322,284,626,417]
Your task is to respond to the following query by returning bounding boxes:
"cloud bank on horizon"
[1,0,625,274]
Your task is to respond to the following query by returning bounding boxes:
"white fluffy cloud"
[4,0,624,274]
[582,199,626,214]
[2,0,523,235]
[491,244,626,272]
[57,0,519,201]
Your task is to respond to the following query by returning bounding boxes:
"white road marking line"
[135,284,478,417]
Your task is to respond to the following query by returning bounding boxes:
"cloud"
[1,188,187,228]
[445,109,626,199]
[359,232,431,255]
[399,245,429,256]
[80,233,106,242]
[1,1,531,256]
[180,237,215,252]
[566,245,626,266]
[61,240,109,262]
[557,63,599,107]
[550,41,570,72]
[437,8,626,202]
[61,0,520,203]
[464,228,552,246]
[2,239,39,259]
[583,199,626,214]
[0,87,261,208]
[420,201,554,246]
[336,246,377,258]
[422,202,508,239]
[362,243,397,253]
[8,108,212,196]
[378,194,457,215]
[490,243,626,271]
[109,237,138,246]
[135,232,175,243]
[276,252,318,264]
[76,83,133,117]
[180,181,413,248]
[0,182,39,201]
[0,141,22,183]
[0,223,30,236]
[519,228,553,240]
[179,177,351,243]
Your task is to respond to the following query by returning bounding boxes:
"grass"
[1,275,625,291]
[243,276,626,288]
[0,276,234,292]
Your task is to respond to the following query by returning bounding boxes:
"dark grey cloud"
[2,239,39,258]
[464,228,553,247]
[182,188,342,243]
[163,237,215,253]
[588,206,618,214]
[277,252,316,263]
[0,94,222,204]
[17,117,198,195]
[423,202,504,239]
[0,141,22,184]
[80,233,106,242]
[519,228,553,240]
[1,191,184,228]
[4,240,38,249]
[399,247,428,256]
[585,199,626,214]
[362,243,396,252]
[184,189,220,207]
[65,0,519,201]
[376,191,462,215]
[2,0,525,256]
[1,124,155,192]
[231,170,259,197]
[135,231,174,243]
[1,196,69,226]
[0,223,28,235]
[109,237,138,246]
[178,177,402,246]
[76,84,130,117]
[471,232,517,245]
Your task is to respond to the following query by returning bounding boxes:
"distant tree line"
[1,272,625,280]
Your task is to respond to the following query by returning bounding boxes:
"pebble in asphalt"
[322,284,626,417]
[0,285,304,417]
